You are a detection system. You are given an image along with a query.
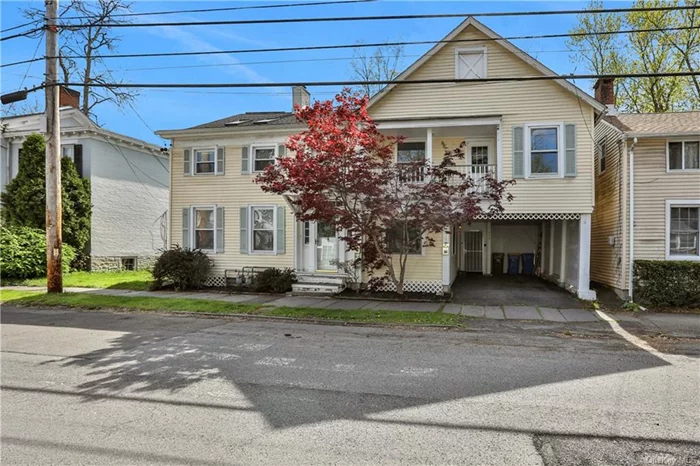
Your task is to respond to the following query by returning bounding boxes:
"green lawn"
[9,270,152,291]
[0,291,260,314]
[0,290,464,326]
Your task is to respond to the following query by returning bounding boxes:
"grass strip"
[0,291,260,314]
[1,290,465,326]
[7,270,152,291]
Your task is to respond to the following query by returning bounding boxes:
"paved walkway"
[4,286,699,332]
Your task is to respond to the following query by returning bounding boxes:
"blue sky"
[1,0,630,145]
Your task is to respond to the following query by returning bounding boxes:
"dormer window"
[455,47,487,80]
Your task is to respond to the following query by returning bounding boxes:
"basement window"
[121,257,136,271]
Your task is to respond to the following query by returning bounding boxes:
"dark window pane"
[531,152,558,173]
[253,231,274,251]
[531,128,558,151]
[195,230,214,250]
[386,225,422,254]
[254,159,274,171]
[669,142,683,169]
[685,142,699,169]
[196,162,215,173]
[397,142,426,163]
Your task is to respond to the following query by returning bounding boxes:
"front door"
[463,231,483,273]
[315,222,338,272]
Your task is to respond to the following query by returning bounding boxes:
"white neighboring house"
[0,90,169,271]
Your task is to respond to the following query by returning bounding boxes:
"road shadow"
[1,307,675,430]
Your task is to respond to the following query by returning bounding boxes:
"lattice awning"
[474,212,582,221]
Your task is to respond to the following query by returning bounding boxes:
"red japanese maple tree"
[256,89,514,295]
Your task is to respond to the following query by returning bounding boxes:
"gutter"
[628,137,638,301]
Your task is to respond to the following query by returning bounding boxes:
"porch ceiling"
[381,124,497,139]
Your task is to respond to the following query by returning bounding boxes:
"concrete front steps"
[291,273,347,296]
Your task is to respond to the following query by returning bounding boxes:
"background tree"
[350,43,405,97]
[1,134,92,254]
[256,90,514,295]
[23,0,138,120]
[568,0,699,111]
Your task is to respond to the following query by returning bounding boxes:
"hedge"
[633,260,700,308]
[0,227,76,279]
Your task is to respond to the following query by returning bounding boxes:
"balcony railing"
[392,163,496,193]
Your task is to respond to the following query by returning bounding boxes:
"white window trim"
[454,46,488,80]
[249,205,277,254]
[252,145,278,173]
[665,199,700,261]
[192,147,219,175]
[666,139,700,172]
[189,204,219,253]
[524,122,565,179]
[598,141,607,175]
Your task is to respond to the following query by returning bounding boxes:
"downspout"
[627,137,638,301]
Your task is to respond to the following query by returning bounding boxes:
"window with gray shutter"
[184,149,192,175]
[182,208,190,249]
[74,144,84,177]
[512,126,524,178]
[240,206,249,253]
[275,205,285,254]
[216,206,224,252]
[277,144,287,158]
[216,147,225,175]
[241,146,250,174]
[564,124,576,177]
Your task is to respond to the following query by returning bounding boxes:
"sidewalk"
[5,286,699,334]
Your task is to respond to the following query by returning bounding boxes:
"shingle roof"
[604,112,700,136]
[187,111,298,130]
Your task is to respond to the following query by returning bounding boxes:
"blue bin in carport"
[521,253,535,275]
[507,254,520,274]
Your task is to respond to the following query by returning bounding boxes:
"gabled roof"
[604,112,700,137]
[368,16,605,112]
[187,111,298,130]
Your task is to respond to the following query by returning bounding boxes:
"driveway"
[451,274,585,308]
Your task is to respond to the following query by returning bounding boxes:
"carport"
[451,273,585,309]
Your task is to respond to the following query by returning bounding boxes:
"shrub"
[150,246,213,291]
[633,260,700,308]
[0,227,75,279]
[1,134,92,252]
[250,268,296,293]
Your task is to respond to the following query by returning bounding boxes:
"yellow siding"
[633,138,700,261]
[369,24,596,214]
[170,135,295,277]
[362,232,444,283]
[591,122,627,290]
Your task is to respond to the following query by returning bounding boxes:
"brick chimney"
[292,85,310,109]
[593,78,616,115]
[59,86,80,110]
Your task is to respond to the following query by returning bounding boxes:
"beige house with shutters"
[157,16,605,299]
[591,83,700,299]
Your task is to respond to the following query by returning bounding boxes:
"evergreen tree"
[1,134,92,252]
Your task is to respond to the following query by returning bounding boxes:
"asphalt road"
[1,307,699,465]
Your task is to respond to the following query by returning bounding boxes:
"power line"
[57,4,700,28]
[18,35,44,88]
[50,72,700,90]
[60,0,376,20]
[52,26,700,62]
[0,26,44,42]
[1,57,45,69]
[0,19,41,34]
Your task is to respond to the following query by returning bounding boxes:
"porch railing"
[392,164,496,193]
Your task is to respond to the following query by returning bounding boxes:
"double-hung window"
[194,207,215,250]
[668,202,700,259]
[253,146,276,172]
[386,225,423,255]
[252,206,275,252]
[183,206,224,253]
[668,140,700,171]
[528,125,560,176]
[195,148,216,174]
[397,141,426,182]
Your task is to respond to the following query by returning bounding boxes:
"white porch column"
[426,128,433,165]
[549,221,555,276]
[496,122,503,181]
[577,214,596,300]
[560,220,567,286]
[540,221,546,275]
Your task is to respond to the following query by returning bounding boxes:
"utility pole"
[45,0,62,293]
